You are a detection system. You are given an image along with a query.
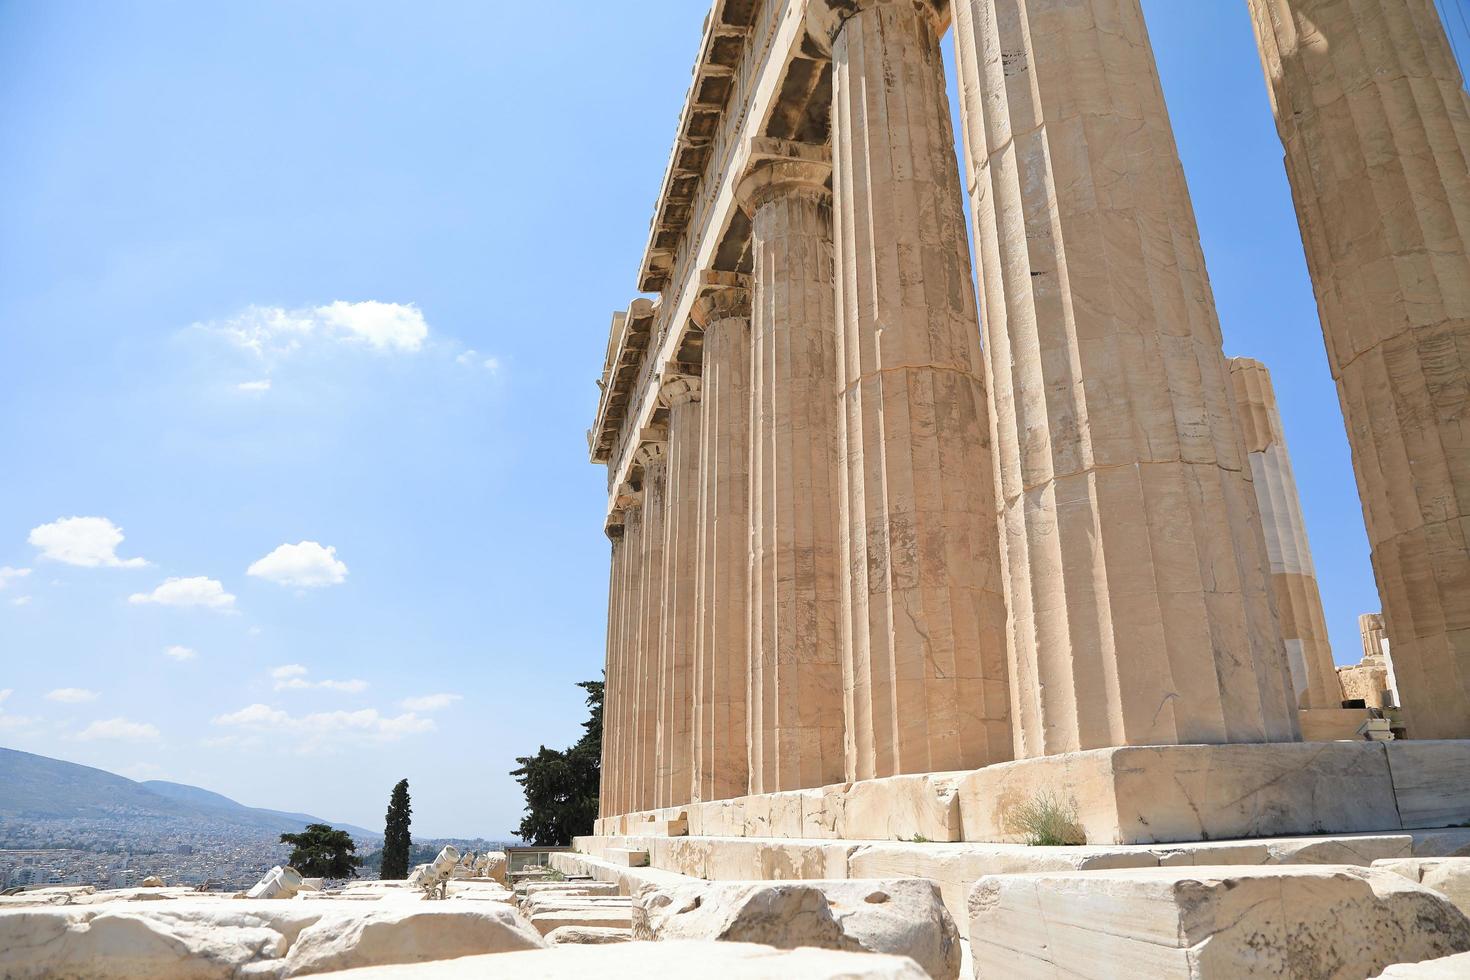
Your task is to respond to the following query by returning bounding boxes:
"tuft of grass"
[1002,790,1086,846]
[543,868,566,882]
[911,834,930,844]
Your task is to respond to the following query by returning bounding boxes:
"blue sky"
[0,1,1448,837]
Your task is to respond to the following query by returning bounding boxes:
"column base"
[595,740,1470,846]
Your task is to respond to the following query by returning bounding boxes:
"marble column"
[692,288,753,804]
[633,440,668,811]
[611,493,644,817]
[657,376,701,809]
[1230,358,1342,709]
[951,0,1299,756]
[1246,0,1470,739]
[599,521,624,820]
[813,0,1013,781]
[739,141,847,793]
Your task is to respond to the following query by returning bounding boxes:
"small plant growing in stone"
[543,868,566,882]
[1002,790,1085,846]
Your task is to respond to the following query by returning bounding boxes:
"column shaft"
[634,447,668,811]
[1247,0,1470,738]
[952,0,1299,756]
[1230,357,1342,709]
[825,0,1013,780]
[745,156,847,794]
[614,505,644,816]
[693,296,752,803]
[657,380,701,808]
[599,529,623,819]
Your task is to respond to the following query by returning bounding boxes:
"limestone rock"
[1374,858,1470,916]
[140,876,165,888]
[281,904,544,976]
[1380,952,1470,978]
[0,902,321,979]
[634,879,959,980]
[543,925,631,945]
[968,865,1470,978]
[304,940,929,978]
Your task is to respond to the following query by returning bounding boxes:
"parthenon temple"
[582,1,1470,969]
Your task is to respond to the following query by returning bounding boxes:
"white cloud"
[270,664,365,694]
[0,566,30,589]
[457,349,502,373]
[247,541,348,588]
[46,688,98,704]
[316,301,428,352]
[0,691,33,731]
[237,379,272,393]
[28,517,148,568]
[76,717,160,741]
[165,645,197,662]
[202,301,429,360]
[401,693,463,712]
[214,703,290,727]
[213,703,433,748]
[11,596,31,607]
[129,577,237,612]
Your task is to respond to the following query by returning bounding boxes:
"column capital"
[805,0,948,54]
[634,431,668,471]
[691,277,752,328]
[658,373,702,408]
[735,138,832,216]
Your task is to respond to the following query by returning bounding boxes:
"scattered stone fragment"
[968,865,1470,978]
[635,879,959,980]
[543,925,632,945]
[1374,858,1470,916]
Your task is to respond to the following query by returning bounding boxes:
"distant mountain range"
[0,746,379,840]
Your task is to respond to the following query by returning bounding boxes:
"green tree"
[279,823,363,879]
[380,779,413,880]
[510,679,602,845]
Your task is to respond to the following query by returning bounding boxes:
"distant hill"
[0,746,379,840]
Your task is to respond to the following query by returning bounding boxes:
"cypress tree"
[380,778,412,880]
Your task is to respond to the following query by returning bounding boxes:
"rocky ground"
[4,856,1470,978]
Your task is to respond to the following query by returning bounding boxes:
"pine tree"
[380,778,412,880]
[510,679,602,845]
[279,823,362,879]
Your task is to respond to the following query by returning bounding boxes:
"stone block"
[1386,741,1470,829]
[1374,858,1470,916]
[543,925,632,945]
[527,906,633,937]
[1299,707,1374,742]
[624,817,688,837]
[845,773,965,842]
[282,906,545,975]
[635,879,960,980]
[958,742,1400,845]
[604,848,648,868]
[967,865,1470,978]
[312,940,929,978]
[1380,952,1470,978]
[1413,828,1470,857]
[800,786,844,839]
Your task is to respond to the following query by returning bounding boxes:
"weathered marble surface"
[1375,857,1470,916]
[320,940,930,979]
[968,865,1470,978]
[635,878,959,980]
[1380,952,1470,979]
[0,896,543,979]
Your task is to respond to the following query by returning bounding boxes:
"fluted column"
[599,521,624,820]
[952,0,1299,756]
[612,493,644,817]
[1246,0,1470,739]
[739,142,846,793]
[1230,357,1342,709]
[692,287,752,804]
[657,376,702,809]
[633,440,668,811]
[813,0,1012,781]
